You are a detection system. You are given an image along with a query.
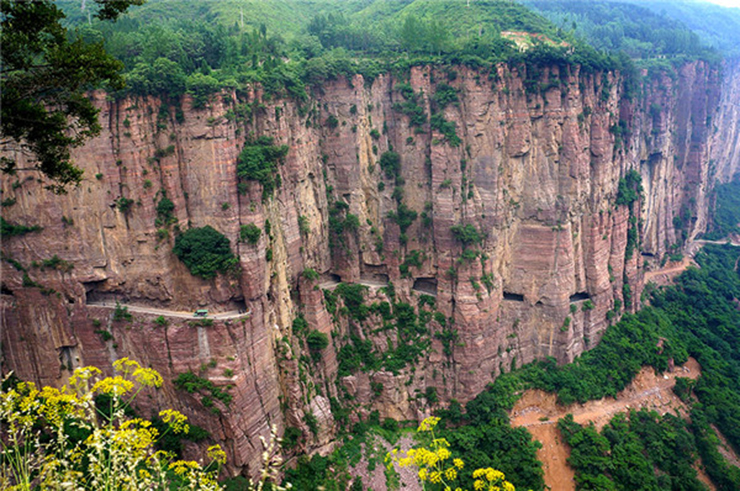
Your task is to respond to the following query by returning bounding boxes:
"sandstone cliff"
[1,59,736,476]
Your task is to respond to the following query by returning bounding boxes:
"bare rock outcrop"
[2,59,738,477]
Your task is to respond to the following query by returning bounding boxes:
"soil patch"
[510,358,702,491]
[644,256,694,286]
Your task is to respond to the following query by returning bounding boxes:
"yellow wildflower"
[417,416,440,432]
[133,366,163,388]
[69,366,101,392]
[92,376,134,396]
[159,409,189,434]
[437,447,451,461]
[113,357,141,375]
[454,458,464,469]
[207,444,227,465]
[430,471,442,484]
[168,460,201,476]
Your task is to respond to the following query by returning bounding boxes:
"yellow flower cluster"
[472,468,516,491]
[92,375,134,396]
[1,360,224,491]
[386,416,515,491]
[207,445,228,465]
[113,357,164,388]
[418,415,441,432]
[387,417,472,491]
[159,409,190,434]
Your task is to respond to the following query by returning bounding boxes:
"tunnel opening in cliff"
[360,264,389,284]
[1,284,14,296]
[413,278,438,296]
[321,273,342,285]
[503,292,525,302]
[83,280,122,305]
[569,291,591,302]
[229,299,249,313]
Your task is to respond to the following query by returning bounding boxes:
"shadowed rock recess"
[2,59,739,476]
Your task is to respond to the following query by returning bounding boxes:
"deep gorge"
[2,57,740,477]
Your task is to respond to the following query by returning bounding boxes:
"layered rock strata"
[1,59,736,476]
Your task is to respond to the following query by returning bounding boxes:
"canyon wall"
[1,59,735,477]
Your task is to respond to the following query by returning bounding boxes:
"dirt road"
[644,256,693,286]
[644,237,740,287]
[510,358,703,491]
[87,301,251,320]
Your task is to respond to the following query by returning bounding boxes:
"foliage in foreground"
[1,359,294,491]
[0,358,224,490]
[387,417,516,491]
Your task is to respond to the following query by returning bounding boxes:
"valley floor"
[510,358,712,490]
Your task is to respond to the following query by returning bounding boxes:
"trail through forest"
[510,358,708,490]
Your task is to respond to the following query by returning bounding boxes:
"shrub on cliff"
[451,223,483,247]
[615,169,643,206]
[173,226,238,279]
[237,137,289,200]
[240,223,262,244]
[306,330,330,360]
[0,217,42,237]
[379,150,401,180]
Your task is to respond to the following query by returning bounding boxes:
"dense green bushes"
[306,330,330,361]
[430,113,461,147]
[615,169,643,206]
[173,370,233,410]
[155,196,176,226]
[1,217,42,237]
[239,223,261,244]
[237,136,289,200]
[558,410,707,490]
[451,224,484,247]
[379,151,401,180]
[705,179,740,240]
[173,226,238,279]
[528,0,720,62]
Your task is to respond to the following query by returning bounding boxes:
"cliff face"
[0,59,733,476]
[710,60,740,184]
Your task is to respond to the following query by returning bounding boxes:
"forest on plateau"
[2,0,740,490]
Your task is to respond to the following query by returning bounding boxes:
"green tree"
[0,0,143,192]
[173,226,238,279]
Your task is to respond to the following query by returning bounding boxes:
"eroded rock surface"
[2,60,738,476]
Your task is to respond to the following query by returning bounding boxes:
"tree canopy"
[173,226,238,279]
[0,0,142,192]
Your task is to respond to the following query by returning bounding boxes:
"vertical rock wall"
[1,59,736,476]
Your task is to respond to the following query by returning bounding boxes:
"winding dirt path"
[644,237,740,287]
[510,358,703,491]
[644,256,694,286]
